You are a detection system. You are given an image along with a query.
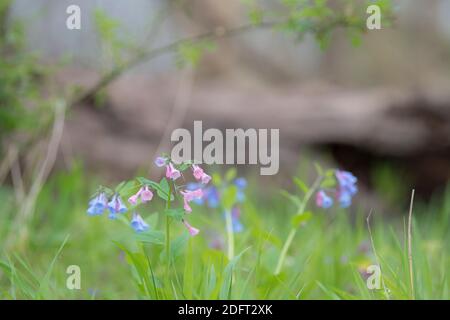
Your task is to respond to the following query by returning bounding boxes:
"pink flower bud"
[183,220,199,236]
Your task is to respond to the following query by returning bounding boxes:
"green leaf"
[114,242,156,298]
[225,168,237,182]
[177,161,193,171]
[280,190,301,207]
[38,235,69,297]
[165,208,185,222]
[183,240,194,299]
[157,178,173,201]
[136,177,159,190]
[291,211,313,228]
[348,29,362,47]
[321,177,336,189]
[249,8,263,26]
[134,230,165,245]
[116,180,139,197]
[321,169,337,188]
[160,233,190,262]
[94,9,120,42]
[293,177,309,194]
[219,247,250,299]
[176,40,216,68]
[212,173,222,186]
[314,162,324,176]
[316,31,331,50]
[205,264,217,299]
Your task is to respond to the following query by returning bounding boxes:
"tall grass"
[0,163,449,299]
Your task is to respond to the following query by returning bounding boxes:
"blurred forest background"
[2,0,450,214]
[2,0,450,300]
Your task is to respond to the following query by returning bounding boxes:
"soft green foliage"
[274,0,393,48]
[1,164,449,300]
[0,0,427,300]
[0,0,52,143]
[176,40,216,68]
[94,9,129,68]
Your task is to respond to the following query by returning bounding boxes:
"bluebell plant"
[315,170,358,209]
[275,166,358,275]
[86,155,212,267]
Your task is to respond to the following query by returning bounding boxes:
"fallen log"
[61,70,450,195]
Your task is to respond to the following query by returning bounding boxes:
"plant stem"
[407,189,415,300]
[165,182,173,272]
[225,209,235,260]
[274,176,322,275]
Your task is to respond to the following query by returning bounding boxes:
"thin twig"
[69,21,280,107]
[150,67,194,173]
[6,101,66,249]
[407,189,415,300]
[11,157,25,203]
[69,13,360,108]
[0,144,18,185]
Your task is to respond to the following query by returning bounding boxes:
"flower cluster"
[87,156,212,236]
[315,170,358,209]
[87,192,108,216]
[87,192,128,220]
[154,157,211,184]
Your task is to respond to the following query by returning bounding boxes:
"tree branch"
[69,20,280,107]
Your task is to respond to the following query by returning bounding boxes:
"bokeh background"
[1,0,450,299]
[7,0,450,195]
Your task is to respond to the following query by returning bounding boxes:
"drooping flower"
[183,219,200,236]
[337,189,352,208]
[232,219,244,233]
[128,188,143,205]
[128,185,154,205]
[335,170,358,208]
[192,164,204,180]
[316,190,333,209]
[234,177,247,189]
[87,192,108,216]
[185,183,220,208]
[180,189,203,212]
[154,156,167,168]
[222,207,244,233]
[107,194,128,219]
[192,164,211,184]
[130,213,149,233]
[234,177,247,203]
[140,185,153,203]
[204,186,220,208]
[201,173,211,184]
[231,207,244,233]
[336,170,358,196]
[187,182,205,205]
[166,162,181,181]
